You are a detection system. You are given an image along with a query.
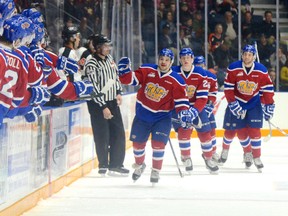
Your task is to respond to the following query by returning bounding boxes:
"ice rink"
[22,137,288,216]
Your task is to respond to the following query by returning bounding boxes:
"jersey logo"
[148,72,155,77]
[186,85,196,98]
[237,80,258,95]
[145,82,168,102]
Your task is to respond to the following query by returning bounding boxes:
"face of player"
[180,55,193,71]
[158,56,172,72]
[242,52,254,67]
[73,33,81,49]
[97,43,111,58]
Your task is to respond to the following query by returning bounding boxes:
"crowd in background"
[12,0,288,91]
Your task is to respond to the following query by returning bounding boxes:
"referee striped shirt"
[84,54,122,108]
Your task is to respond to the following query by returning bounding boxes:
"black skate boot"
[108,166,129,176]
[132,163,146,182]
[218,149,229,164]
[243,152,253,168]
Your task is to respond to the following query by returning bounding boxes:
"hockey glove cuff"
[118,57,131,75]
[262,104,275,121]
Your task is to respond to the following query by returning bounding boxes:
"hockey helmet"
[2,16,27,45]
[242,45,256,55]
[194,56,206,65]
[61,26,80,42]
[22,8,45,23]
[31,22,45,45]
[179,47,194,57]
[159,48,174,62]
[92,34,111,48]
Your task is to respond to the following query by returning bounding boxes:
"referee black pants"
[87,100,126,169]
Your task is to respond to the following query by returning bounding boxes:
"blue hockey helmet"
[159,48,174,62]
[0,0,16,34]
[31,22,45,45]
[22,8,44,23]
[194,56,206,65]
[242,44,256,56]
[2,17,28,43]
[179,47,194,57]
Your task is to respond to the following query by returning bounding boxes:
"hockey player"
[171,48,219,174]
[118,48,191,184]
[194,56,219,162]
[223,44,275,172]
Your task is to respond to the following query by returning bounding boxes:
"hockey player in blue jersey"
[221,44,275,172]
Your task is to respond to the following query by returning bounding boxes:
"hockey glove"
[73,80,94,97]
[56,56,79,74]
[178,110,193,129]
[28,86,51,105]
[204,104,214,118]
[0,104,9,128]
[228,101,246,119]
[188,106,199,122]
[42,65,52,80]
[118,57,131,75]
[262,104,275,121]
[24,105,42,123]
[30,44,45,66]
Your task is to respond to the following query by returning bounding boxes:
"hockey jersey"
[206,69,218,104]
[172,65,208,112]
[120,64,190,122]
[224,60,274,109]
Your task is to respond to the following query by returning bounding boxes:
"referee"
[84,34,129,176]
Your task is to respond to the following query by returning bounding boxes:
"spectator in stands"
[157,1,167,21]
[64,0,79,23]
[192,10,205,43]
[79,17,94,44]
[215,0,238,15]
[280,59,288,91]
[158,23,177,54]
[257,10,277,40]
[208,23,224,53]
[179,26,193,50]
[270,47,287,70]
[159,11,177,36]
[179,1,193,24]
[241,11,255,43]
[257,33,275,68]
[268,67,276,88]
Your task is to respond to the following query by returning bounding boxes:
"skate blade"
[257,168,263,173]
[209,170,219,175]
[107,171,129,177]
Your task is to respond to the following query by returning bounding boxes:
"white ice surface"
[22,137,288,216]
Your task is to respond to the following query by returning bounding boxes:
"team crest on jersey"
[186,85,196,98]
[145,82,168,102]
[237,80,258,95]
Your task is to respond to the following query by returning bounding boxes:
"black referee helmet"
[61,26,80,42]
[91,34,111,48]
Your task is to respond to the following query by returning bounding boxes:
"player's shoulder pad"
[206,69,217,79]
[228,60,242,71]
[140,63,157,70]
[171,65,181,72]
[254,62,268,73]
[193,65,207,77]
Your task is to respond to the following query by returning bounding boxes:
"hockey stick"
[263,120,272,142]
[168,138,184,178]
[254,41,260,63]
[269,121,288,136]
[212,95,226,115]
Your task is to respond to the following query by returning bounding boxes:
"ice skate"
[253,157,264,172]
[202,154,219,174]
[132,163,146,182]
[108,166,129,176]
[212,152,220,164]
[182,157,193,172]
[218,149,229,164]
[150,169,160,186]
[98,167,107,177]
[243,152,253,168]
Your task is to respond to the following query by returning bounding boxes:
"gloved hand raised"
[117,57,131,75]
[73,79,94,97]
[56,56,79,74]
[24,105,42,123]
[262,104,275,121]
[228,101,246,119]
[30,44,45,66]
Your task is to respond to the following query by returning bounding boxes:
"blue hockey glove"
[262,104,275,121]
[24,105,42,123]
[118,57,131,75]
[204,104,214,118]
[73,80,94,97]
[30,44,45,66]
[56,56,78,74]
[228,101,246,119]
[188,106,199,122]
[29,86,51,105]
[178,110,193,129]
